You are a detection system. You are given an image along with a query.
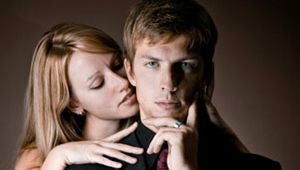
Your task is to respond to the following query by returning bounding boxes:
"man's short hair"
[123,0,218,88]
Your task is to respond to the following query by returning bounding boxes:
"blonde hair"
[19,23,121,159]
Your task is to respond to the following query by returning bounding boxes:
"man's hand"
[143,103,198,170]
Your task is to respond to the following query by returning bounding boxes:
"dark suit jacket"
[66,111,281,170]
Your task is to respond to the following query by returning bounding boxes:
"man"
[68,0,281,169]
[123,0,281,169]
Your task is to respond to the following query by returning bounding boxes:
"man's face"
[125,35,203,121]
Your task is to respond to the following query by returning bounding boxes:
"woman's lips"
[120,92,136,106]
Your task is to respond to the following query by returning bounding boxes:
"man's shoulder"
[235,153,281,170]
[214,153,282,170]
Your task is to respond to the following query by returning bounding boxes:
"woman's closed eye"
[90,78,104,89]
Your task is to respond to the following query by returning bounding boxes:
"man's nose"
[159,66,180,93]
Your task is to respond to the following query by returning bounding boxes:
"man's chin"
[149,109,187,120]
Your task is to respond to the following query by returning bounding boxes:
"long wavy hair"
[18,23,122,160]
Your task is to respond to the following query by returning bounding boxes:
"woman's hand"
[204,97,249,153]
[41,122,143,170]
[143,103,198,170]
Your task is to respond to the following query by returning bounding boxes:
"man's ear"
[124,58,136,86]
[68,99,84,115]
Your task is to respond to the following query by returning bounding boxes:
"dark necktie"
[156,148,169,170]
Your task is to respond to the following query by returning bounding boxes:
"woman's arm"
[15,122,143,170]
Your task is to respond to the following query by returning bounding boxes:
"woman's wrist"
[41,145,67,170]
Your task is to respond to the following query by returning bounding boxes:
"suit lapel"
[121,131,147,170]
[121,120,160,170]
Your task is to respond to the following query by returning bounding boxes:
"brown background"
[0,0,299,169]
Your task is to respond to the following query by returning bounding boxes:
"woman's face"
[67,51,138,120]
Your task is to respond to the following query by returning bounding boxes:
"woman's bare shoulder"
[15,148,43,170]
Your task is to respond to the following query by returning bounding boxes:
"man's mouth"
[155,100,181,110]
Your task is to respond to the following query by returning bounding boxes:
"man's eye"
[181,62,197,72]
[145,61,158,68]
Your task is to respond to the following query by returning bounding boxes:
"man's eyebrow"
[180,56,198,60]
[139,54,199,62]
[175,56,199,62]
[140,55,162,61]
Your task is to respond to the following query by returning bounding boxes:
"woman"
[15,23,143,169]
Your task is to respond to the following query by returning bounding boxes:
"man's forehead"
[137,33,200,49]
[136,35,183,51]
[138,54,199,62]
[134,36,200,62]
[137,34,187,47]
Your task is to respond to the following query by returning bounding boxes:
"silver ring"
[173,121,183,129]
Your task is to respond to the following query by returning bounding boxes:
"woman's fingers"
[82,122,143,166]
[89,155,123,168]
[98,142,143,154]
[52,139,143,168]
[104,122,138,142]
[93,146,137,164]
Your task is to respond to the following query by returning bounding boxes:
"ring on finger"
[173,120,183,129]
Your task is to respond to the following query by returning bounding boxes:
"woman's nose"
[110,71,129,92]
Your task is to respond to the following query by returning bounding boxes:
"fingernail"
[154,147,160,154]
[130,158,137,164]
[115,163,122,168]
[147,148,152,154]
